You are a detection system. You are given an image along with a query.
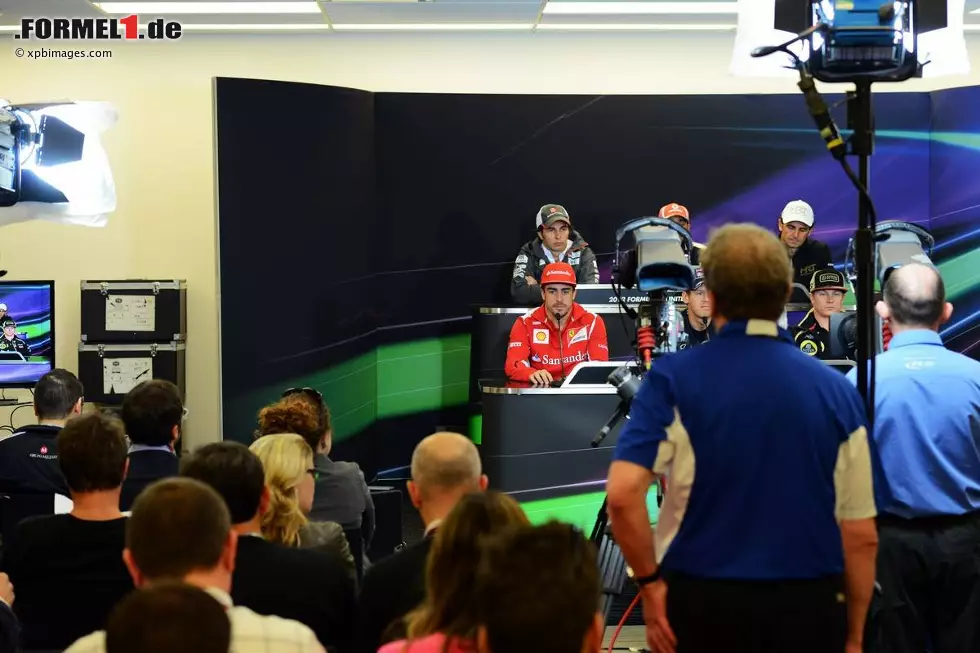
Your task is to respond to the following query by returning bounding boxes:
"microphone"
[797,73,847,161]
[751,45,782,58]
[554,309,565,382]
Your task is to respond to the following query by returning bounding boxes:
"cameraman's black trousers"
[665,573,846,653]
[866,511,980,653]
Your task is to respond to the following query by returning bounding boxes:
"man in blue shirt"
[606,223,879,653]
[847,262,980,653]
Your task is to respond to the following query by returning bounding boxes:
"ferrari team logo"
[533,329,549,344]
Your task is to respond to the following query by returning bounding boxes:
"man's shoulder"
[515,238,540,257]
[363,538,431,585]
[229,605,322,649]
[64,630,106,653]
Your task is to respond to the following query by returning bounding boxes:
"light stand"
[849,82,877,425]
[754,40,881,424]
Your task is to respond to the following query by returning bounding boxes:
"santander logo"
[541,352,587,367]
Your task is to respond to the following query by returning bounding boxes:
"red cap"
[658,203,690,220]
[540,262,577,287]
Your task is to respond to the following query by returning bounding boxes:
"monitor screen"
[0,281,54,387]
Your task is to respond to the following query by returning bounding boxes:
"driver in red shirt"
[505,262,609,386]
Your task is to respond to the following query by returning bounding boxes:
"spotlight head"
[0,100,117,228]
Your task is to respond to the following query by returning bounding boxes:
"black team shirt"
[789,238,833,303]
[0,514,134,650]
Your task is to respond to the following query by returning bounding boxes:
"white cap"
[780,200,814,228]
[0,304,8,311]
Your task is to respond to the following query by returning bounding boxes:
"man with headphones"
[510,204,599,306]
[506,263,608,386]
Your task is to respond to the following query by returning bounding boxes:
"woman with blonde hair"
[379,491,530,653]
[255,390,375,550]
[248,433,354,573]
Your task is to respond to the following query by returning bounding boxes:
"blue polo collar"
[888,329,943,350]
[716,319,794,344]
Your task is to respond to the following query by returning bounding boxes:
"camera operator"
[605,223,877,653]
[509,204,599,306]
[793,267,848,359]
[778,200,833,302]
[678,268,711,349]
[658,203,704,265]
[505,263,608,386]
[846,263,980,653]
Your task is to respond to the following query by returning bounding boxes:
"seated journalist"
[505,262,608,386]
[510,204,599,306]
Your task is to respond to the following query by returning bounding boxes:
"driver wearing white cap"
[777,200,833,303]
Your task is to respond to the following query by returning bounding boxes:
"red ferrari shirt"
[505,304,609,381]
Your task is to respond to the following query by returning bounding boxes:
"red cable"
[607,591,642,653]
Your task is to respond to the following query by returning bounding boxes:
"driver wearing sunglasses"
[658,202,705,265]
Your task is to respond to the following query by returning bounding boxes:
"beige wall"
[1,31,978,448]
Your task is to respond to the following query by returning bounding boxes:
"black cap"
[809,268,846,293]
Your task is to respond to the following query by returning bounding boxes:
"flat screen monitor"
[0,281,54,387]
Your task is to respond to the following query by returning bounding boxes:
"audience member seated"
[510,204,599,306]
[0,573,18,653]
[256,390,375,554]
[475,522,604,653]
[1,412,134,650]
[793,267,848,360]
[105,582,231,653]
[65,477,325,653]
[0,368,83,495]
[379,492,529,653]
[119,380,183,510]
[181,442,357,651]
[248,434,355,572]
[358,432,488,653]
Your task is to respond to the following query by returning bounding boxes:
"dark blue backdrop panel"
[215,77,377,441]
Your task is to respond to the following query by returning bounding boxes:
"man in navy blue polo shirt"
[606,223,879,653]
[846,262,980,653]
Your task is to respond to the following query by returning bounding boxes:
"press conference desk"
[480,379,625,502]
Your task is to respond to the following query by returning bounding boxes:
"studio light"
[730,0,970,79]
[0,101,117,228]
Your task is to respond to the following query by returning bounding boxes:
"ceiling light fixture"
[171,23,331,30]
[537,23,736,30]
[542,2,738,15]
[331,23,533,31]
[94,2,322,14]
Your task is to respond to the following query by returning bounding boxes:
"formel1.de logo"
[15,16,182,41]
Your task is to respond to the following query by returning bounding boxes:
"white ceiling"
[0,0,977,32]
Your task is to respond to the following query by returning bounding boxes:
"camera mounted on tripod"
[612,216,701,369]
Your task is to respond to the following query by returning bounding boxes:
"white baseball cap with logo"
[780,200,815,228]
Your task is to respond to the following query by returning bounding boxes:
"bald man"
[357,433,487,653]
[846,263,980,653]
[607,224,877,653]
